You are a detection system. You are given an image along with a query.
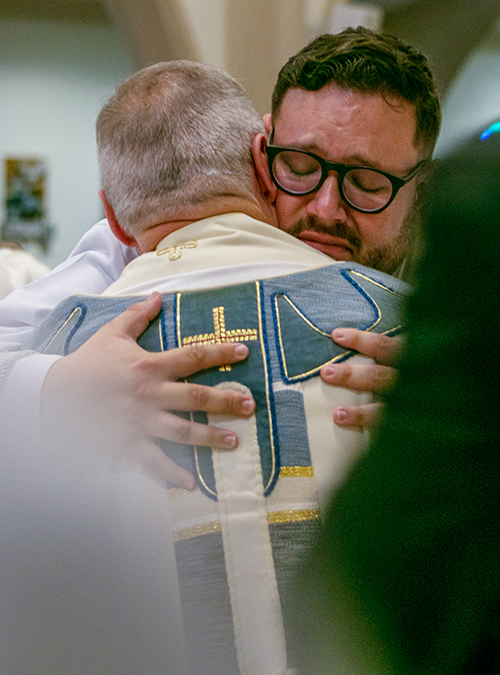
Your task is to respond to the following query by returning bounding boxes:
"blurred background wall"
[1,0,499,268]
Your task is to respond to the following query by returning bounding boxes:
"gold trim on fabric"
[256,282,276,493]
[173,520,221,542]
[273,294,349,380]
[349,270,404,336]
[176,293,182,347]
[166,487,196,499]
[276,295,332,337]
[349,270,406,298]
[43,307,82,354]
[181,305,258,372]
[175,294,218,497]
[158,315,165,351]
[267,509,321,524]
[279,466,314,478]
[193,414,217,498]
[274,269,404,381]
[156,240,198,261]
[172,510,321,541]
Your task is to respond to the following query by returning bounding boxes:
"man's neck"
[137,197,270,253]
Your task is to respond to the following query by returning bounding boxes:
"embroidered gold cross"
[182,306,258,371]
[156,240,198,261]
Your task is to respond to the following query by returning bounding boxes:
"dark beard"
[286,208,418,276]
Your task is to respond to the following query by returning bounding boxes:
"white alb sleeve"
[0,219,137,448]
[0,219,137,351]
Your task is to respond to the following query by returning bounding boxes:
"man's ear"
[262,113,272,135]
[99,190,137,248]
[252,133,277,205]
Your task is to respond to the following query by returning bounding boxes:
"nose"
[306,173,347,223]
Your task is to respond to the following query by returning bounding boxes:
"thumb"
[109,291,163,341]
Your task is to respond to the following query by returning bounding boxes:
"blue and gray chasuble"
[25,262,409,675]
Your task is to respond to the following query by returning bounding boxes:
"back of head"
[97,61,264,236]
[272,27,441,157]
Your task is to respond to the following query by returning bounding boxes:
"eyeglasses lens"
[272,149,394,212]
[272,150,322,194]
[343,169,393,212]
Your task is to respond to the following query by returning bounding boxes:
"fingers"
[152,410,240,451]
[321,362,396,394]
[332,328,401,366]
[162,342,250,379]
[137,439,196,490]
[158,381,255,417]
[105,292,163,340]
[333,402,382,429]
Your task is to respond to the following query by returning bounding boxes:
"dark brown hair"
[272,27,441,156]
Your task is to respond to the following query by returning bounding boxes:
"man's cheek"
[276,196,307,233]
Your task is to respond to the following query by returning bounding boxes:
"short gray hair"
[96,61,264,235]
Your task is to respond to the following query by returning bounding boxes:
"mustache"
[287,216,361,251]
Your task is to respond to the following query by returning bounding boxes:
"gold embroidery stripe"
[43,307,81,354]
[183,333,215,345]
[279,466,314,478]
[255,282,276,492]
[182,332,258,346]
[267,509,320,524]
[226,329,258,338]
[166,487,196,499]
[173,521,222,542]
[350,270,406,298]
[173,509,320,541]
[214,306,224,335]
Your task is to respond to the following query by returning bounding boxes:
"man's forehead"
[275,84,414,123]
[273,85,422,170]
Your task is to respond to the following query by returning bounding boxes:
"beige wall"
[103,0,500,118]
[103,0,308,116]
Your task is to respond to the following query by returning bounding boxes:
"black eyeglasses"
[266,143,428,214]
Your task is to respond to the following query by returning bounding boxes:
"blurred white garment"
[0,221,135,450]
[0,432,186,675]
[0,220,134,351]
[0,229,186,673]
[0,247,50,300]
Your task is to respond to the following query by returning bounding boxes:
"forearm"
[0,350,61,449]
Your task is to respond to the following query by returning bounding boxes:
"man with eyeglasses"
[0,28,440,480]
[249,29,439,426]
[257,29,438,279]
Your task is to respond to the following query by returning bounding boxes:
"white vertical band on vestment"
[209,382,287,675]
[301,356,372,509]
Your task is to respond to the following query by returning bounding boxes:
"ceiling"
[0,0,110,24]
[0,0,422,26]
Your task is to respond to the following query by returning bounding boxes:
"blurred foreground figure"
[294,132,500,675]
[0,242,49,300]
[0,438,186,675]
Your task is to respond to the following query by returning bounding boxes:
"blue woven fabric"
[25,261,409,499]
